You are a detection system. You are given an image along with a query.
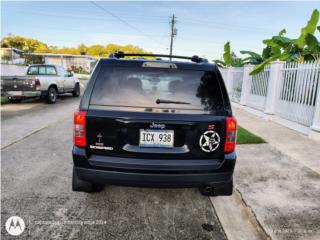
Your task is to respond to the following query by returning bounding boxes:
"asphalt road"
[1,96,227,240]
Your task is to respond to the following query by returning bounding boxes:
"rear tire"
[72,167,104,193]
[46,86,57,104]
[72,83,80,97]
[8,98,22,103]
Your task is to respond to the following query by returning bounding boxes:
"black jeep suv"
[72,53,237,196]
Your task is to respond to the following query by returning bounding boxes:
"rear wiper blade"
[156,99,191,105]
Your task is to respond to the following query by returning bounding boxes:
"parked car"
[1,64,80,103]
[72,53,237,196]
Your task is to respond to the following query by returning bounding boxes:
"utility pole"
[169,14,177,60]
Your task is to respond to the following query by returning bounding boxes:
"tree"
[103,44,153,58]
[0,35,153,58]
[213,42,247,67]
[1,34,49,53]
[213,9,320,75]
[78,44,88,55]
[250,9,319,75]
[239,51,264,64]
[87,45,105,57]
[1,34,25,49]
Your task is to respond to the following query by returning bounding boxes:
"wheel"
[72,167,104,193]
[72,83,80,97]
[8,98,22,103]
[199,179,233,197]
[46,86,58,104]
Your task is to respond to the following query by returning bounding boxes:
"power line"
[6,6,274,34]
[6,3,170,20]
[5,24,168,39]
[90,1,166,48]
[3,8,170,27]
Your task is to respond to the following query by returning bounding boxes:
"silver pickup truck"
[1,64,80,103]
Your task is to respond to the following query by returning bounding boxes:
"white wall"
[44,56,91,71]
[44,57,63,67]
[0,64,27,76]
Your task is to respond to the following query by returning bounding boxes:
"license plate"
[139,129,174,148]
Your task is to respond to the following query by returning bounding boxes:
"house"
[0,48,96,72]
[28,53,96,72]
[0,48,24,64]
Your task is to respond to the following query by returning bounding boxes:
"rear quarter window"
[39,66,46,75]
[90,65,226,114]
[46,66,57,75]
[27,66,38,75]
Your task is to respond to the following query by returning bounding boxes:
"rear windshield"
[90,66,225,113]
[27,66,57,75]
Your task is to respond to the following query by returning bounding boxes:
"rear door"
[49,66,64,92]
[57,67,74,91]
[86,63,228,160]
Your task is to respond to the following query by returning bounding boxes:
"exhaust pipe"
[202,185,214,195]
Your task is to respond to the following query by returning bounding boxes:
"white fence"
[221,61,320,140]
[0,64,27,76]
[246,65,270,111]
[275,62,320,127]
[229,67,244,103]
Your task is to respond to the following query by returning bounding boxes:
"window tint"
[39,66,46,75]
[90,66,225,113]
[46,66,57,75]
[27,66,38,75]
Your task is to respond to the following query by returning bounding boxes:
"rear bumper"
[73,146,236,187]
[5,91,41,98]
[75,167,233,187]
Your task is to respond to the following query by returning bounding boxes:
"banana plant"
[214,42,246,67]
[213,42,232,67]
[239,50,264,64]
[250,9,320,75]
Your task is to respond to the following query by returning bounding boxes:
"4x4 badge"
[199,131,220,152]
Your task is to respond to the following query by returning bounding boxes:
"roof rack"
[108,52,208,63]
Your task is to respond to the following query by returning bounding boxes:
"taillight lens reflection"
[35,79,41,91]
[74,111,86,147]
[224,117,237,153]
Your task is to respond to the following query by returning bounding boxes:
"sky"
[1,1,319,60]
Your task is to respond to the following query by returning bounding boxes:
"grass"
[1,95,8,104]
[237,126,266,144]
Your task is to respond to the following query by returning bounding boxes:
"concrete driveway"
[1,97,227,239]
[235,143,320,240]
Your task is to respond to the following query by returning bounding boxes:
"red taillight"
[224,117,237,153]
[35,78,41,90]
[74,111,86,148]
